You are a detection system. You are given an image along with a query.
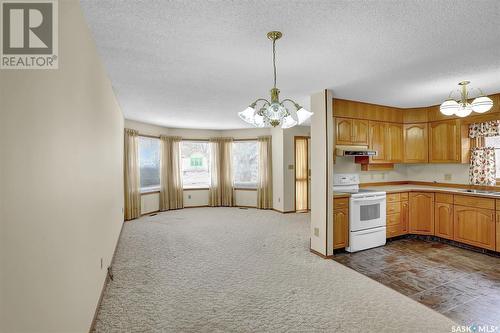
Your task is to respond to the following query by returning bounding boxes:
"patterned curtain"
[469,147,496,186]
[469,120,500,138]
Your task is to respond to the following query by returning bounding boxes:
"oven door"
[349,195,386,232]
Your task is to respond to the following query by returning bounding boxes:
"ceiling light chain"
[238,31,313,128]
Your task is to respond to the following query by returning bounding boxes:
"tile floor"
[333,238,500,327]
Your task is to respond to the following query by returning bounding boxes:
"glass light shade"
[238,106,256,124]
[471,96,493,113]
[253,112,266,128]
[439,99,459,116]
[281,115,298,129]
[296,108,314,124]
[455,103,473,118]
[265,102,287,121]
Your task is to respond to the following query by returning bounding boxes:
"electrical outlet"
[444,174,452,181]
[100,258,103,269]
[188,194,192,199]
[278,197,280,202]
[314,228,319,237]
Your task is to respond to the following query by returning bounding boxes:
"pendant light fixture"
[440,81,493,117]
[239,31,313,128]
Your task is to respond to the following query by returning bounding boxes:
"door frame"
[294,136,310,212]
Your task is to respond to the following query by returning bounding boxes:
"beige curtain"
[257,136,273,209]
[159,136,183,210]
[209,137,234,206]
[124,129,141,220]
[295,137,309,211]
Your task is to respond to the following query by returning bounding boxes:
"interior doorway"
[294,136,310,212]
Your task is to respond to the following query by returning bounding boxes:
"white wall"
[0,1,124,332]
[125,120,270,213]
[272,128,285,211]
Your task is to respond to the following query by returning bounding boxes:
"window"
[233,141,258,188]
[484,136,500,178]
[139,136,160,192]
[181,141,210,188]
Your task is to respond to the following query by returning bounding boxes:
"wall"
[0,1,124,332]
[125,120,273,214]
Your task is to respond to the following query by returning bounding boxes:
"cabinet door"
[401,200,409,234]
[333,208,349,249]
[409,192,435,235]
[352,119,369,145]
[496,212,500,252]
[369,121,386,163]
[335,118,353,145]
[386,123,404,163]
[435,202,453,240]
[429,119,461,163]
[454,205,495,250]
[403,123,428,163]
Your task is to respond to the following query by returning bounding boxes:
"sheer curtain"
[159,136,184,210]
[295,137,308,211]
[124,129,141,220]
[257,136,273,209]
[209,137,234,206]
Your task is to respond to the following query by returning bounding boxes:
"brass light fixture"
[440,81,493,117]
[239,31,313,128]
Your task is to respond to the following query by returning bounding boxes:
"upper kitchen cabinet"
[335,117,368,146]
[368,121,403,163]
[429,119,467,163]
[403,123,428,163]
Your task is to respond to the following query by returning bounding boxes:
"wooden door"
[435,202,453,240]
[401,200,409,234]
[333,209,348,249]
[403,123,428,163]
[369,121,386,163]
[386,123,403,163]
[454,205,496,250]
[409,192,435,235]
[335,118,353,145]
[351,119,369,145]
[429,119,461,163]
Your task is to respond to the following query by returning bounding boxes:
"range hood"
[335,145,377,157]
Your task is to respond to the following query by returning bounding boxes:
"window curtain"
[209,137,234,207]
[124,129,141,220]
[468,121,497,185]
[257,136,273,209]
[159,136,183,210]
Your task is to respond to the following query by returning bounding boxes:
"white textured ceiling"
[80,0,500,129]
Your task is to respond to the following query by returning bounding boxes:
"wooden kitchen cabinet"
[435,202,453,240]
[386,192,409,238]
[369,121,387,163]
[454,205,496,251]
[333,208,349,249]
[401,200,409,234]
[335,117,368,146]
[496,211,500,252]
[409,192,435,235]
[403,123,428,163]
[429,119,462,163]
[386,123,404,163]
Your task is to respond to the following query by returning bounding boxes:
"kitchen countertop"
[334,184,500,199]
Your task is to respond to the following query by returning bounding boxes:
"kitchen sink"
[456,189,500,196]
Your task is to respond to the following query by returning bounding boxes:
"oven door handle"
[351,197,385,203]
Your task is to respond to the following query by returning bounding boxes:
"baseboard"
[272,208,296,214]
[89,221,125,333]
[310,248,333,259]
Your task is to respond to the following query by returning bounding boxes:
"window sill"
[141,190,160,195]
[183,187,209,191]
[234,188,257,191]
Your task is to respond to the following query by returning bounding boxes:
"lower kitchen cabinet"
[496,211,500,252]
[454,205,496,251]
[409,192,435,235]
[435,202,453,240]
[386,193,408,238]
[333,208,349,249]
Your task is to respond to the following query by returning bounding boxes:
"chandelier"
[239,31,313,128]
[440,81,493,117]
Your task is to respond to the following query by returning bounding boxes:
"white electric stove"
[333,173,387,252]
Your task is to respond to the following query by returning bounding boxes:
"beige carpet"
[94,208,455,332]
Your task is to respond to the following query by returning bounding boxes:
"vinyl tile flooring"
[333,238,500,327]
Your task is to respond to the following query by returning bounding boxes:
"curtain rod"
[137,134,258,141]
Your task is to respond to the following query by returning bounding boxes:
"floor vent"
[150,213,158,217]
[239,207,249,210]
